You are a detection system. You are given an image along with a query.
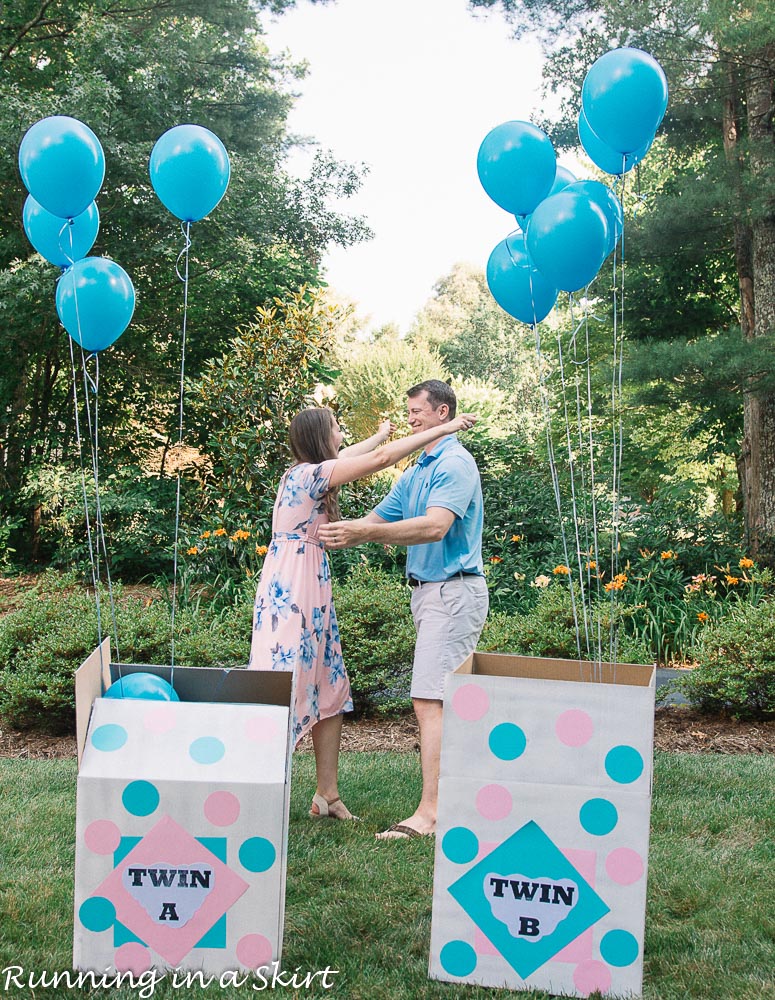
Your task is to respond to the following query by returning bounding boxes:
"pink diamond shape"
[95,815,249,966]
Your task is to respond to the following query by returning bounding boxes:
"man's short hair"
[407,379,457,419]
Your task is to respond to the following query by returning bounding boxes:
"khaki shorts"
[410,575,489,700]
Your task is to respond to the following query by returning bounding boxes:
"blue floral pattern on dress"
[249,459,351,745]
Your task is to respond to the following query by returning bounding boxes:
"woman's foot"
[309,792,359,821]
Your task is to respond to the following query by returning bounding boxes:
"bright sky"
[265,0,573,334]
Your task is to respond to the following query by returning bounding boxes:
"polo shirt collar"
[418,433,458,465]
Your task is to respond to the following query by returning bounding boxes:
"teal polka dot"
[440,940,477,978]
[442,827,479,864]
[122,780,160,817]
[190,737,225,764]
[605,745,644,784]
[579,797,618,836]
[91,724,127,752]
[79,896,115,932]
[488,723,526,760]
[239,837,276,873]
[600,929,640,966]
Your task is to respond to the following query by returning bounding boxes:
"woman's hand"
[447,412,478,434]
[378,418,398,442]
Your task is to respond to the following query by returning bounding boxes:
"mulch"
[1,708,773,760]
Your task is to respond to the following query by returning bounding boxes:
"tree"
[0,0,370,561]
[190,286,346,536]
[409,262,542,438]
[471,0,775,556]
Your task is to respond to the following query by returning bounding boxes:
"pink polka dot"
[606,847,645,885]
[204,790,241,827]
[84,820,121,855]
[556,709,594,747]
[246,715,281,743]
[573,959,612,996]
[475,783,513,821]
[143,705,178,734]
[236,933,273,970]
[114,943,152,975]
[451,683,490,721]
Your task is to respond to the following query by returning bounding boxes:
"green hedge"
[681,598,775,719]
[0,579,251,733]
[3,572,771,734]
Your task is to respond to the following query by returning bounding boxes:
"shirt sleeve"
[374,473,407,522]
[425,455,478,518]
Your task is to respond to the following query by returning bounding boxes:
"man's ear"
[437,403,450,422]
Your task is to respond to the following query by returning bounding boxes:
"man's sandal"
[376,822,433,840]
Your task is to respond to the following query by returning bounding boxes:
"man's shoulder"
[434,438,479,472]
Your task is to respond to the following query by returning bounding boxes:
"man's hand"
[319,519,364,550]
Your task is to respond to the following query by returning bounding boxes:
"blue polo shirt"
[374,435,484,582]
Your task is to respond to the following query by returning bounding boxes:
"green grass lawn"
[0,751,773,999]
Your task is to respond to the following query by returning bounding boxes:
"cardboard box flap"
[75,637,112,765]
[80,698,290,783]
[456,651,655,689]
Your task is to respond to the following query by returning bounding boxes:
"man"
[319,379,488,839]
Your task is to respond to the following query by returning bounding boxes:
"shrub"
[0,578,252,734]
[682,599,775,719]
[332,565,416,715]
[479,583,652,665]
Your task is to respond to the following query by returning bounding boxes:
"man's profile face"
[407,390,449,435]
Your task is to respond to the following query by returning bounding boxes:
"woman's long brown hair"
[288,408,341,522]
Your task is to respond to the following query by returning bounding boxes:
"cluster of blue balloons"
[18,117,231,352]
[18,115,136,352]
[477,47,667,323]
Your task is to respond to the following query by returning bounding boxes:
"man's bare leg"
[376,697,442,839]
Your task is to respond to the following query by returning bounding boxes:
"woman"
[248,406,476,820]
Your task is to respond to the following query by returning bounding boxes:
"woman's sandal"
[309,793,359,821]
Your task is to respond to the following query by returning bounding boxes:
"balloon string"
[79,347,121,665]
[170,220,192,678]
[526,268,583,669]
[607,172,628,674]
[60,218,75,269]
[557,297,592,660]
[66,326,104,672]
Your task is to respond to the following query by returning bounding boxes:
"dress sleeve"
[300,459,337,500]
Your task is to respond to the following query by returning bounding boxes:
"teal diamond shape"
[448,820,610,979]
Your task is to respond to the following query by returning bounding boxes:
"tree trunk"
[742,44,775,559]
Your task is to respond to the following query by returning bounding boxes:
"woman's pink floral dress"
[248,459,352,745]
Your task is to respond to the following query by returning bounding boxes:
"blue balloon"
[23,195,99,268]
[582,47,668,154]
[578,109,651,175]
[105,672,180,701]
[486,234,558,324]
[565,180,623,257]
[56,256,135,352]
[18,116,105,220]
[477,121,557,217]
[549,165,577,197]
[149,124,230,222]
[526,189,610,292]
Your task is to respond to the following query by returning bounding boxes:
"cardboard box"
[429,652,655,998]
[73,640,294,977]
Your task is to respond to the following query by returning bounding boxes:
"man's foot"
[376,818,435,840]
[309,793,359,821]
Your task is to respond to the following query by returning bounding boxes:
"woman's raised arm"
[327,414,477,488]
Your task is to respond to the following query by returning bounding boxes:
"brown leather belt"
[407,571,482,587]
